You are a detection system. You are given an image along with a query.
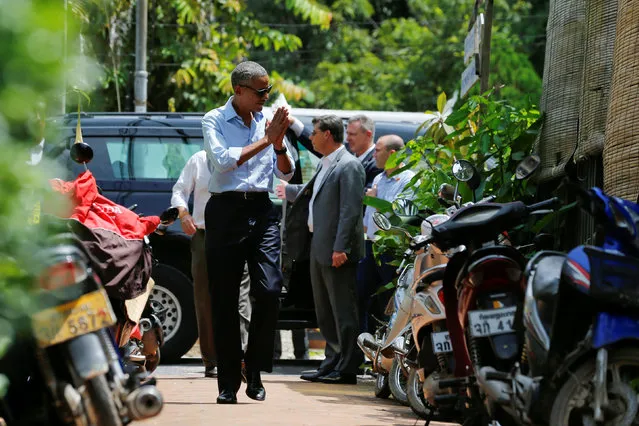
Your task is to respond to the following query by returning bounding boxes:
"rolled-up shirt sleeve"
[202,114,242,173]
[171,156,195,209]
[273,149,295,182]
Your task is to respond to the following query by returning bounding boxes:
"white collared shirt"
[356,144,375,162]
[308,145,345,232]
[27,139,45,166]
[171,151,211,229]
[364,168,416,240]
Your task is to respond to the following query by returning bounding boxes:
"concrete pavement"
[139,364,458,426]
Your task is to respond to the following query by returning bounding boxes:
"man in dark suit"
[346,114,382,189]
[277,115,366,385]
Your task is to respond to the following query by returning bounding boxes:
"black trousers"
[204,193,282,393]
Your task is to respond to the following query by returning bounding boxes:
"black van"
[52,109,427,362]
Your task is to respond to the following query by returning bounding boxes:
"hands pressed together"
[265,106,289,149]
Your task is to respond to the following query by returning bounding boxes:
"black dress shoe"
[300,369,328,382]
[245,371,266,401]
[317,371,357,385]
[216,389,237,404]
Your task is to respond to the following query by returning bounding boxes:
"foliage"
[66,0,548,114]
[369,91,541,259]
[252,0,545,112]
[71,0,330,112]
[0,0,79,396]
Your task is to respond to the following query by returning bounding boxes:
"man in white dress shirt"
[171,151,252,379]
[358,135,415,334]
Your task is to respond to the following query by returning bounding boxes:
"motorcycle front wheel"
[87,374,122,426]
[550,347,639,426]
[389,357,409,406]
[374,372,391,399]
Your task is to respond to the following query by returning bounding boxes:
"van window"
[85,136,202,181]
[131,137,201,180]
[298,144,319,183]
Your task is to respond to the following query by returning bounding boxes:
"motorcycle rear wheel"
[550,347,639,426]
[87,375,122,426]
[407,368,432,419]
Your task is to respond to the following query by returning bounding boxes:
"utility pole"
[134,0,148,112]
[62,0,68,114]
[479,0,494,94]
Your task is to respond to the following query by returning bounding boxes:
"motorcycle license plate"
[468,306,516,338]
[431,331,453,354]
[32,289,117,348]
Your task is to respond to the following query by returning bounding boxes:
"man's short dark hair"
[312,115,344,143]
[231,61,268,88]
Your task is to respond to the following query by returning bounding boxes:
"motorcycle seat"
[527,251,565,300]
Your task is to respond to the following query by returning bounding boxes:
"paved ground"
[138,363,459,426]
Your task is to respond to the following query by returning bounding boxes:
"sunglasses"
[240,84,273,97]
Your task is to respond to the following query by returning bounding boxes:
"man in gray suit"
[276,115,365,384]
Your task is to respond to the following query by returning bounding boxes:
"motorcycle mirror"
[160,207,179,225]
[515,154,540,180]
[372,212,392,231]
[392,198,419,216]
[70,142,94,165]
[452,160,476,182]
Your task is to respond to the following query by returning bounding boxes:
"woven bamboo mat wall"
[576,0,618,160]
[536,0,586,182]
[603,0,639,200]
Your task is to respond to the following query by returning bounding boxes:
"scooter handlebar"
[526,197,561,212]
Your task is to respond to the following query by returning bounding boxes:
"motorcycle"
[357,202,423,405]
[412,159,558,424]
[0,139,178,426]
[0,224,169,426]
[484,156,639,425]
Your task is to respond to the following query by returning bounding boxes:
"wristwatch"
[274,145,287,155]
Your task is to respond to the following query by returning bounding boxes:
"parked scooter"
[357,202,423,405]
[478,155,639,425]
[407,159,558,424]
[0,226,167,426]
[0,138,178,426]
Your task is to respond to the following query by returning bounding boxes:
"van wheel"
[150,264,198,363]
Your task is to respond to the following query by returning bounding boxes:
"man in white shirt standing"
[346,114,383,189]
[171,150,252,379]
[358,135,416,334]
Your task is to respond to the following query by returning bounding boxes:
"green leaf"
[445,109,469,127]
[480,133,491,153]
[512,151,525,161]
[437,92,447,114]
[363,196,393,212]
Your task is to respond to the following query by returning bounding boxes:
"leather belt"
[210,191,269,201]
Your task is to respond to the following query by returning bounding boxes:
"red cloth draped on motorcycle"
[50,170,159,300]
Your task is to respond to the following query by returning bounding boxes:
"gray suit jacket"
[284,148,366,266]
